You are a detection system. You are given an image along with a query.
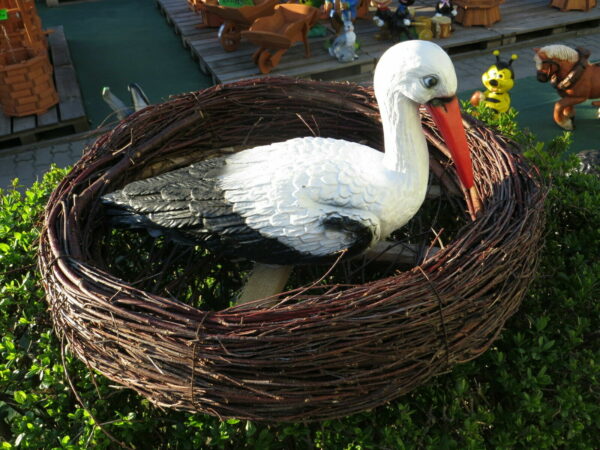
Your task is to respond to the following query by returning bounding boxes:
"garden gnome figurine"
[329,9,358,62]
[470,50,518,114]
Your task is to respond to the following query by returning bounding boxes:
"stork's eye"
[421,75,438,89]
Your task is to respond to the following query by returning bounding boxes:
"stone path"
[0,131,99,191]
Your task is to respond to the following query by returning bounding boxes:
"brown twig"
[38,77,546,423]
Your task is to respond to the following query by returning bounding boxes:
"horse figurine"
[534,44,600,130]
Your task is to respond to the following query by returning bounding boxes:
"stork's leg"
[237,264,293,305]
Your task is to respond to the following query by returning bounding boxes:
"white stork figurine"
[101,40,475,304]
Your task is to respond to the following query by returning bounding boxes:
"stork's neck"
[380,92,429,181]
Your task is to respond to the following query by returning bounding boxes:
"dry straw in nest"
[39,77,546,423]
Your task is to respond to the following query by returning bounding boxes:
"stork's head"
[374,40,474,190]
[374,40,457,105]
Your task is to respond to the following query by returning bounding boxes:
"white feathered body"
[220,136,428,257]
[102,40,463,266]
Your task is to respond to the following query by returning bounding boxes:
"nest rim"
[39,77,546,422]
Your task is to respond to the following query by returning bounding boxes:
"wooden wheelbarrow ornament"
[202,0,278,51]
[242,4,319,74]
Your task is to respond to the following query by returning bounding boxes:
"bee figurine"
[470,50,518,114]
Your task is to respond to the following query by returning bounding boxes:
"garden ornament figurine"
[372,0,413,41]
[323,0,355,20]
[101,40,476,304]
[371,0,393,40]
[323,0,359,33]
[470,50,518,114]
[396,0,415,15]
[329,10,359,62]
[534,44,600,130]
[434,0,457,19]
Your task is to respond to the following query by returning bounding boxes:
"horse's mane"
[539,44,579,62]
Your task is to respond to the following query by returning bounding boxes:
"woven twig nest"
[39,78,545,422]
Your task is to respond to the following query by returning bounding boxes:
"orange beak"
[426,96,474,190]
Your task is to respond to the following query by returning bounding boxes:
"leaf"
[13,390,27,404]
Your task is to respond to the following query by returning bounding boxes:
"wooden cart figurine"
[470,50,518,114]
[242,3,319,74]
[188,0,223,28]
[202,0,279,51]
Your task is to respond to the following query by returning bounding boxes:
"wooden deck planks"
[492,1,600,42]
[156,0,600,84]
[0,25,88,149]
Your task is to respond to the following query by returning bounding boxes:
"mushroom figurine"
[101,40,477,304]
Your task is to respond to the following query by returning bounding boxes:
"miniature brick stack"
[0,0,59,117]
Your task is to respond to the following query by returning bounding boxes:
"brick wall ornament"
[0,47,59,116]
[0,0,47,51]
[0,0,58,117]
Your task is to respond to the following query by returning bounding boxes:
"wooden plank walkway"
[0,26,89,150]
[156,0,600,85]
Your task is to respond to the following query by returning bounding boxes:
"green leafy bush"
[0,106,598,449]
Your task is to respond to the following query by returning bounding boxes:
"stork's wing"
[218,137,385,258]
[101,157,324,264]
[102,137,387,265]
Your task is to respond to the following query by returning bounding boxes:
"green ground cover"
[38,0,213,128]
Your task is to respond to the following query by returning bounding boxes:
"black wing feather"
[322,213,375,258]
[101,157,330,265]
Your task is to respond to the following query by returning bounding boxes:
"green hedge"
[0,111,598,448]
